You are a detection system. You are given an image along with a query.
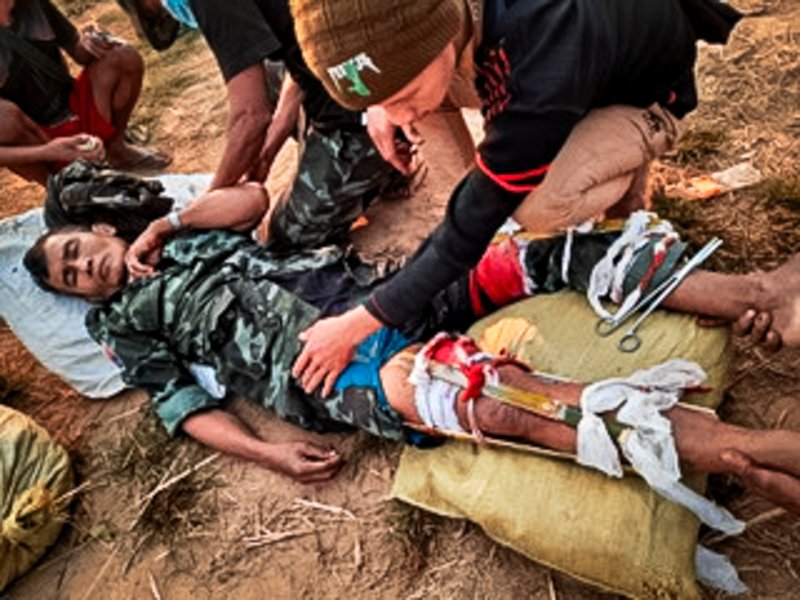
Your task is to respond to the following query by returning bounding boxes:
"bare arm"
[0,144,49,165]
[209,65,272,190]
[176,183,269,232]
[181,409,343,483]
[249,74,304,183]
[0,135,104,166]
[126,183,269,279]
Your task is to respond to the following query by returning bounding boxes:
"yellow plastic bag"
[393,291,731,598]
[0,405,73,592]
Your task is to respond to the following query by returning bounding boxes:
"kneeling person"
[0,0,169,186]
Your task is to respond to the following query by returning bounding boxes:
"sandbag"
[392,291,731,598]
[0,405,73,592]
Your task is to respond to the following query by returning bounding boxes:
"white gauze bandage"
[560,220,595,284]
[408,341,497,435]
[576,358,745,535]
[586,210,678,321]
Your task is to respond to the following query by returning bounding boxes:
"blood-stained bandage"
[409,333,504,441]
[587,211,686,322]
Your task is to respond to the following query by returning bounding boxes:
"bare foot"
[756,255,800,348]
[106,142,172,173]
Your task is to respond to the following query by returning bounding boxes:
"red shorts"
[40,69,117,143]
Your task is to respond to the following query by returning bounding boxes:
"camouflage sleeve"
[85,307,222,436]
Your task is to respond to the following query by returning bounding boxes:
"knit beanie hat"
[291,0,465,111]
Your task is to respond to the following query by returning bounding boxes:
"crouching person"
[0,0,170,186]
[23,188,800,514]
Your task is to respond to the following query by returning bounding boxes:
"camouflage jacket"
[86,230,364,435]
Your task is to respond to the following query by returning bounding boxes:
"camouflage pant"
[262,61,401,250]
[266,126,401,250]
[316,327,411,440]
[211,265,410,438]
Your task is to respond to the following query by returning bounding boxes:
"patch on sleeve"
[101,342,125,369]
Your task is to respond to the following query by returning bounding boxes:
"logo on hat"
[327,52,381,97]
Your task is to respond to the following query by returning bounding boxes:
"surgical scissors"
[595,237,723,351]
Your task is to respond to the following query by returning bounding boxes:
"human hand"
[125,218,172,280]
[292,306,382,397]
[720,450,800,515]
[366,106,422,174]
[43,134,105,163]
[267,441,343,483]
[730,309,782,352]
[80,24,123,59]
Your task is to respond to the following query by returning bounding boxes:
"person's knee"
[237,181,269,228]
[97,44,144,78]
[514,187,586,233]
[515,172,637,233]
[0,100,35,142]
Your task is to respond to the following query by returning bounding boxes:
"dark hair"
[44,161,173,244]
[23,226,87,293]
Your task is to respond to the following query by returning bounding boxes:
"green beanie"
[291,0,465,110]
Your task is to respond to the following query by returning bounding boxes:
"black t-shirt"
[190,0,359,128]
[476,0,697,189]
[0,0,77,125]
[365,0,714,327]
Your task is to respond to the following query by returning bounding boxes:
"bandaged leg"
[409,333,505,442]
[468,211,800,349]
[405,333,584,450]
[576,359,743,534]
[586,211,688,322]
[469,211,687,320]
[391,334,800,527]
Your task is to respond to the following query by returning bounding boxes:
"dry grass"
[385,501,447,572]
[98,412,221,547]
[671,128,729,168]
[653,182,800,274]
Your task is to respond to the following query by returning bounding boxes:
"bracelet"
[166,211,183,231]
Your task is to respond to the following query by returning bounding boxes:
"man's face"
[43,226,129,300]
[378,42,457,127]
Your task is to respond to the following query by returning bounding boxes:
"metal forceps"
[595,237,723,352]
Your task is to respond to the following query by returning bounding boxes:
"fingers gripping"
[732,310,783,351]
[722,450,800,514]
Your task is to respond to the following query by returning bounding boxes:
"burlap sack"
[392,291,731,598]
[0,405,73,591]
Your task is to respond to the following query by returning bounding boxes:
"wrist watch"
[166,211,184,231]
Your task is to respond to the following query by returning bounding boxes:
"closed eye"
[63,238,79,260]
[63,266,77,288]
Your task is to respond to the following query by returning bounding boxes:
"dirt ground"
[2,1,800,598]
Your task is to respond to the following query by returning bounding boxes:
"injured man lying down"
[24,181,800,526]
